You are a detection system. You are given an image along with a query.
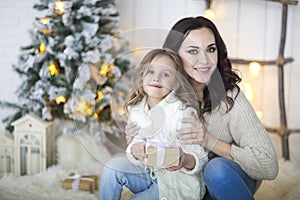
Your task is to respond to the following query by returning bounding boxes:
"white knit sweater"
[204,88,279,180]
[126,92,208,199]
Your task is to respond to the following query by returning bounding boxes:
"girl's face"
[178,28,218,84]
[142,55,178,108]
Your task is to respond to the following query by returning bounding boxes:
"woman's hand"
[178,113,233,160]
[177,112,207,146]
[131,141,146,162]
[125,122,140,144]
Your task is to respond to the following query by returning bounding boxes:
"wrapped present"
[146,146,180,168]
[61,172,99,193]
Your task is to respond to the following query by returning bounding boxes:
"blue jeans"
[98,157,159,200]
[204,157,258,200]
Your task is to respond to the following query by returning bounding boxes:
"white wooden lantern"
[12,113,56,176]
[0,131,14,176]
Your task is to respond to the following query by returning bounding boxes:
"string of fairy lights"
[204,0,264,119]
[204,0,300,160]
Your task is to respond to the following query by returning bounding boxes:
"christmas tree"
[0,0,132,136]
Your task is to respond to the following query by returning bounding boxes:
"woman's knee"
[204,157,232,183]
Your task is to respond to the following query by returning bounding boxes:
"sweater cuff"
[126,144,144,167]
[230,144,240,161]
[180,152,201,175]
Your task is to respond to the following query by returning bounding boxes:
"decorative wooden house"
[12,113,56,176]
[0,131,14,176]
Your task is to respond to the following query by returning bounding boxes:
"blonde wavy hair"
[124,48,199,114]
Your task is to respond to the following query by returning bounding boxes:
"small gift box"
[61,172,99,193]
[146,146,180,168]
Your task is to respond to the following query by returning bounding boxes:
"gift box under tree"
[61,172,99,193]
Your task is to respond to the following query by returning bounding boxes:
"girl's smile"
[142,55,178,108]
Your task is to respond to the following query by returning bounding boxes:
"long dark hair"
[163,16,241,114]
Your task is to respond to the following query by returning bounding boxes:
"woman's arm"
[203,133,233,160]
[178,91,279,180]
[227,91,279,180]
[125,122,140,144]
[178,112,232,160]
[171,107,208,174]
[126,136,146,166]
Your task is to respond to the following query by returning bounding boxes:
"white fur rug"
[0,166,97,200]
[1,134,300,200]
[0,134,133,200]
[254,158,300,200]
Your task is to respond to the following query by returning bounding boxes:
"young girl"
[99,49,208,200]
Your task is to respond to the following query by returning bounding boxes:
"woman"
[126,16,279,200]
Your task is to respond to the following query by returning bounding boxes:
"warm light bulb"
[55,1,65,15]
[42,29,52,34]
[56,95,66,104]
[118,106,126,117]
[243,83,254,101]
[113,37,121,45]
[48,62,59,75]
[249,62,261,78]
[94,113,99,119]
[76,100,87,113]
[96,91,104,102]
[86,108,93,116]
[204,9,215,20]
[40,43,46,53]
[40,17,49,25]
[119,91,125,97]
[100,63,109,76]
[256,110,263,120]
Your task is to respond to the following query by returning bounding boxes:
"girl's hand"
[125,122,139,144]
[131,141,146,162]
[167,148,196,171]
[177,112,206,146]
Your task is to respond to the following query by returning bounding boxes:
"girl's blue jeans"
[204,157,258,200]
[98,156,258,200]
[98,157,158,200]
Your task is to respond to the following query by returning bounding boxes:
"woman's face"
[178,28,218,84]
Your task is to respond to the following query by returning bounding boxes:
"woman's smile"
[179,28,218,84]
[193,65,211,74]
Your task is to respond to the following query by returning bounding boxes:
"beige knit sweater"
[203,88,279,180]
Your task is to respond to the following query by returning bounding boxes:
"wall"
[0,0,39,131]
[0,0,299,160]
